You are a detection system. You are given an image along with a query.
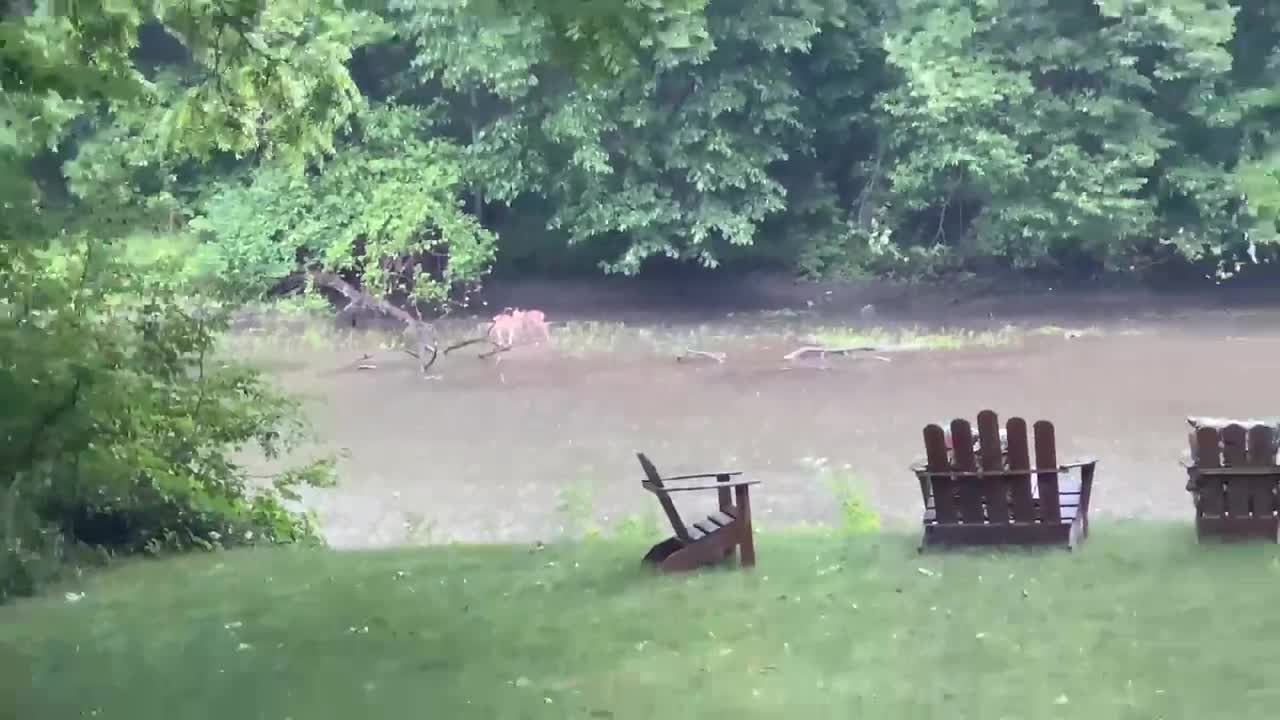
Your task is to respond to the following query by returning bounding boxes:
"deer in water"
[488,307,551,348]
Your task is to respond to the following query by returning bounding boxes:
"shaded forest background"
[90,0,1280,298]
[3,0,1280,600]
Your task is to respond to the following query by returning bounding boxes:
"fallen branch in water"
[312,270,440,372]
[677,349,727,364]
[478,344,511,360]
[443,336,497,355]
[399,343,439,371]
[783,345,878,361]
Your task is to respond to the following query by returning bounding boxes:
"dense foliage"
[0,0,368,600]
[0,0,719,600]
[50,0,1279,295]
[384,0,1280,279]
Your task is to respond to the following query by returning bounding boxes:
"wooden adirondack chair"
[911,410,1097,550]
[1184,418,1280,541]
[636,453,759,572]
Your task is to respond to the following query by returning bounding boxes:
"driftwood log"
[676,349,727,364]
[783,345,877,361]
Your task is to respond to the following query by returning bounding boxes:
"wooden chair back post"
[950,419,984,523]
[716,474,733,514]
[977,410,1009,524]
[1247,425,1278,465]
[734,482,756,566]
[1194,427,1224,518]
[1005,417,1035,522]
[1033,420,1061,522]
[922,424,956,523]
[1222,424,1250,517]
[636,453,691,542]
[1248,425,1278,517]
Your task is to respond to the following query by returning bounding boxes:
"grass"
[1028,324,1105,339]
[6,525,1280,719]
[218,302,1114,364]
[219,317,1026,364]
[806,324,1019,351]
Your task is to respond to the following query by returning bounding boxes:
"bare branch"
[311,270,441,371]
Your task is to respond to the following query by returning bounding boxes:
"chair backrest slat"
[1222,424,1247,467]
[1005,418,1035,522]
[1221,424,1252,517]
[1247,425,1278,517]
[950,419,984,523]
[1033,420,1061,522]
[1247,425,1277,466]
[1193,427,1221,469]
[1194,427,1225,518]
[636,453,691,542]
[977,410,1009,524]
[922,424,956,523]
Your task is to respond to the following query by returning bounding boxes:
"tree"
[0,0,382,599]
[189,105,497,361]
[2,0,726,599]
[396,0,881,275]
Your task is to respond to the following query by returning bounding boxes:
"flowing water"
[233,280,1280,547]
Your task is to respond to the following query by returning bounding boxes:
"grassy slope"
[5,525,1280,719]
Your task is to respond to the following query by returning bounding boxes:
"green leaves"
[191,104,496,309]
[1,0,376,599]
[873,0,1260,271]
[160,1,386,163]
[0,238,334,592]
[396,0,832,274]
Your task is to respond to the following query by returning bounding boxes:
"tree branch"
[311,270,419,327]
[311,270,442,372]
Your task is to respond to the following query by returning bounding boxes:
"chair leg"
[735,485,756,567]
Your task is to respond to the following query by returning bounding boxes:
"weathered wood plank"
[1033,421,1061,523]
[923,521,1072,548]
[1222,424,1250,517]
[951,419,984,524]
[977,410,1009,524]
[1193,427,1224,518]
[1196,516,1279,542]
[716,473,733,513]
[923,424,956,524]
[735,483,756,567]
[1005,417,1036,523]
[1247,424,1277,466]
[637,453,691,542]
[1222,424,1247,467]
[706,511,735,528]
[1248,425,1277,517]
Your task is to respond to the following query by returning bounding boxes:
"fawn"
[489,307,551,347]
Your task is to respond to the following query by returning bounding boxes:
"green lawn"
[6,525,1280,719]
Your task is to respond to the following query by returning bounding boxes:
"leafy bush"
[0,0,722,605]
[0,241,333,602]
[188,105,497,310]
[821,466,881,535]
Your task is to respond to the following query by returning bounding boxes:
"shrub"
[0,241,333,602]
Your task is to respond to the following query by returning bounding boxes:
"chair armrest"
[645,480,760,493]
[1190,466,1280,477]
[913,460,1096,479]
[658,471,744,482]
[1058,459,1097,471]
